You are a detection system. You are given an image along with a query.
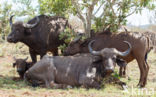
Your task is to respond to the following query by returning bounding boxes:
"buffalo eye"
[112,56,117,61]
[15,30,20,33]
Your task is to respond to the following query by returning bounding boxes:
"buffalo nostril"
[105,69,114,73]
[7,36,12,42]
[17,69,22,72]
[105,67,114,74]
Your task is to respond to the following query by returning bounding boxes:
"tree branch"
[107,0,117,18]
[99,6,107,18]
[126,7,138,17]
[71,0,86,22]
[93,2,105,16]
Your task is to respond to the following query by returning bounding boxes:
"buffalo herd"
[7,15,153,89]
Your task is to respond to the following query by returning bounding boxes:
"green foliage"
[93,0,155,32]
[38,0,72,16]
[58,27,76,54]
[59,27,76,44]
[13,0,38,17]
[0,2,12,40]
[38,0,155,35]
[112,71,120,80]
[0,0,37,40]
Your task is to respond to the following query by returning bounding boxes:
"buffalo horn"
[116,41,132,57]
[9,15,15,26]
[23,16,39,28]
[73,33,83,42]
[88,40,101,56]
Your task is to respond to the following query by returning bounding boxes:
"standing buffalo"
[24,40,131,88]
[7,15,71,63]
[64,31,151,87]
[143,31,156,52]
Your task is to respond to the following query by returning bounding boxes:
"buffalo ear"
[80,40,89,47]
[116,58,127,67]
[90,29,95,37]
[13,63,16,68]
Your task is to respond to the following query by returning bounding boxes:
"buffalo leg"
[50,81,71,89]
[44,79,69,89]
[29,48,37,63]
[119,67,123,77]
[79,75,101,89]
[119,67,126,77]
[123,66,126,77]
[143,60,149,86]
[136,57,148,87]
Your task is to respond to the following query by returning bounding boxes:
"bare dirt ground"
[0,42,156,97]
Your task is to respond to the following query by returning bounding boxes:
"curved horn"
[73,33,83,42]
[116,41,132,57]
[88,40,101,56]
[24,56,28,61]
[23,16,39,28]
[9,15,15,26]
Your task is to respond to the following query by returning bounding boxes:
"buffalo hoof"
[137,83,145,88]
[119,74,127,78]
[122,84,128,90]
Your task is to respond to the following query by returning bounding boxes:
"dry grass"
[0,42,156,97]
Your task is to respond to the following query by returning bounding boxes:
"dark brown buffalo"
[64,31,150,87]
[7,15,71,63]
[13,57,33,79]
[24,41,131,88]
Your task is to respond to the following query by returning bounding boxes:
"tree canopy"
[38,0,155,37]
[0,0,155,39]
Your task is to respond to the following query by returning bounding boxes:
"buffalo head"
[13,57,28,78]
[7,15,39,43]
[88,40,131,75]
[64,34,85,55]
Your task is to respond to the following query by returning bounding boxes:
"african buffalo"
[24,40,131,88]
[13,57,33,79]
[143,31,156,52]
[64,31,151,87]
[7,15,71,63]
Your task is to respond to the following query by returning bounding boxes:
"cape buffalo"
[7,15,71,63]
[13,57,33,79]
[64,31,151,87]
[24,41,131,89]
[143,31,156,53]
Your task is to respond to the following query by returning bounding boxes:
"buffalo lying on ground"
[13,57,33,79]
[64,31,150,87]
[24,40,131,89]
[7,15,71,63]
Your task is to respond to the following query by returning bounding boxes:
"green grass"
[0,42,156,97]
